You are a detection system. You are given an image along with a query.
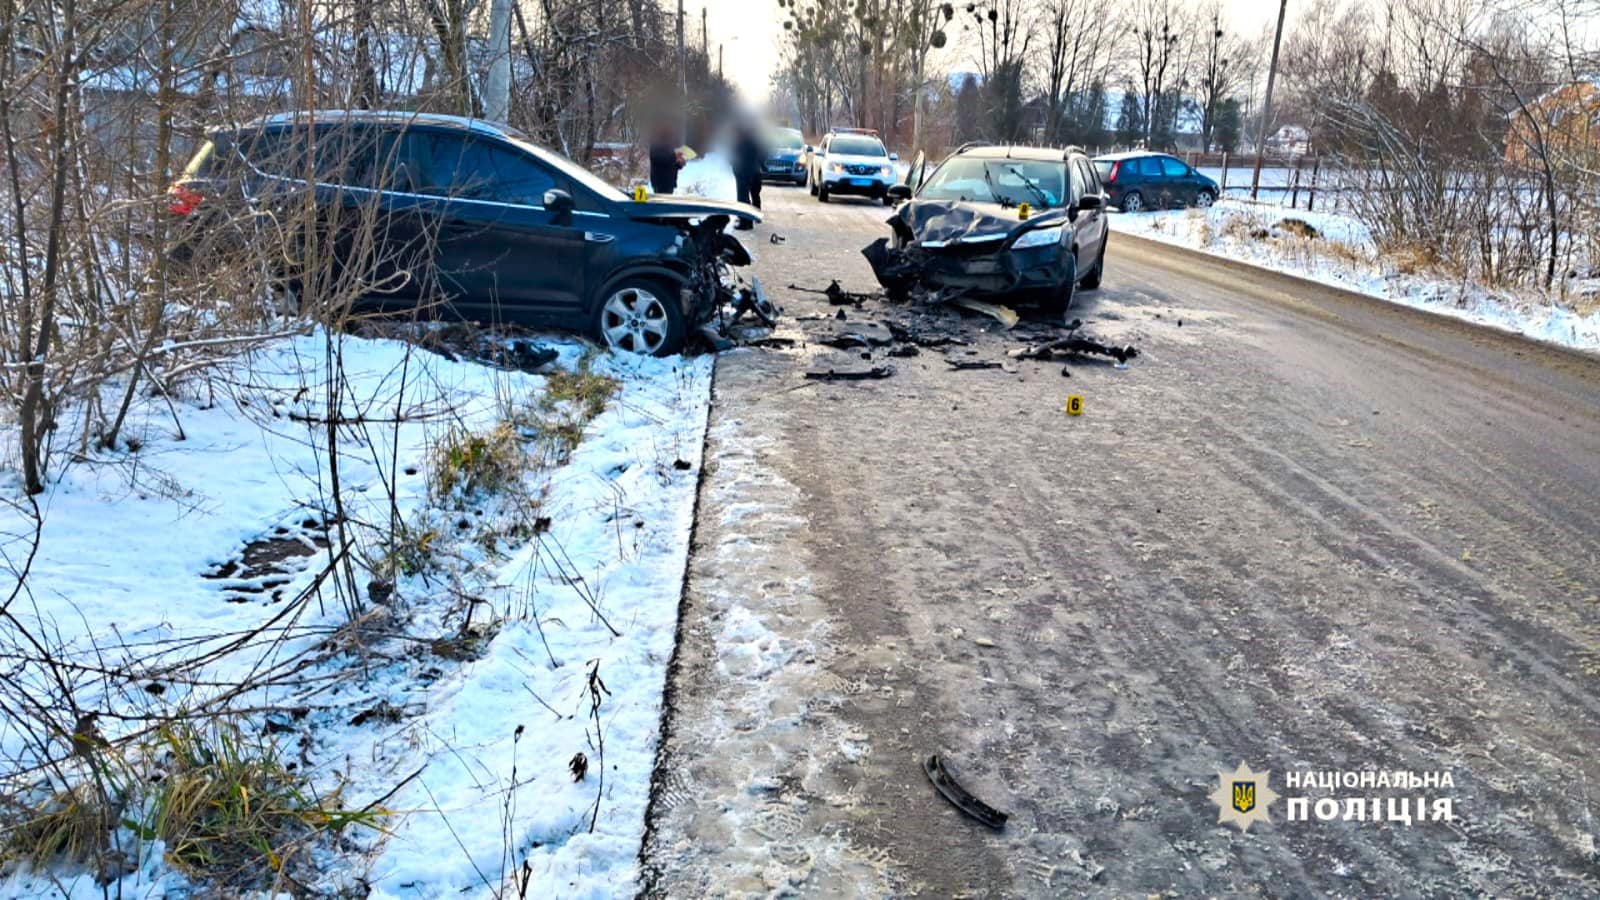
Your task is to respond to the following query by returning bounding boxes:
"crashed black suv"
[168,111,764,356]
[866,144,1109,312]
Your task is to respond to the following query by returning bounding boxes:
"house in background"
[1503,78,1600,170]
[1265,124,1311,157]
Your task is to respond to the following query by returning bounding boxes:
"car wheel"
[1195,189,1215,208]
[594,277,685,357]
[1079,240,1105,290]
[1122,191,1145,213]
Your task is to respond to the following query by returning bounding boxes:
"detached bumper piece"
[924,753,1009,830]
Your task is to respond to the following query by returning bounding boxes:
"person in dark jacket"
[732,123,765,229]
[648,122,684,195]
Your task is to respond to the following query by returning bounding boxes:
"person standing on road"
[732,124,764,229]
[649,122,684,195]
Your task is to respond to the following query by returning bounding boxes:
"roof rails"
[247,109,525,141]
[1062,144,1086,158]
[952,141,985,155]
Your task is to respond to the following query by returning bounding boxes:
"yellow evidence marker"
[1064,394,1084,416]
[1018,201,1031,220]
[632,185,649,202]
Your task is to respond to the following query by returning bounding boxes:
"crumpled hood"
[622,195,761,224]
[890,199,1069,246]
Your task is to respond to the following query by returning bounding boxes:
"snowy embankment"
[1109,200,1600,353]
[0,329,711,897]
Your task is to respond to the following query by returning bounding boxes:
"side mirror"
[1077,194,1103,211]
[804,145,813,153]
[889,152,899,161]
[543,188,575,220]
[888,184,912,201]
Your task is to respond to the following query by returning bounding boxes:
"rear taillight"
[1106,162,1121,183]
[167,184,204,216]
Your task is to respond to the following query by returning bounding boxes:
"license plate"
[851,178,874,187]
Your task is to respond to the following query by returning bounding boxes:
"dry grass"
[431,423,525,501]
[140,719,381,886]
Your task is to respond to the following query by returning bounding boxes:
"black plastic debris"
[789,280,872,307]
[924,754,1008,830]
[804,365,895,382]
[770,233,786,244]
[1015,331,1139,364]
[946,358,1005,371]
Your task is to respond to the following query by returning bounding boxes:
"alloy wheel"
[600,286,670,355]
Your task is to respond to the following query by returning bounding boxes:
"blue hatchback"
[1091,152,1219,212]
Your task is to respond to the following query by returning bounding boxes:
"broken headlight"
[1011,225,1064,250]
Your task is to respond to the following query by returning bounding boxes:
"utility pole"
[486,0,512,122]
[702,7,708,58]
[677,0,687,143]
[718,44,724,82]
[1250,0,1288,201]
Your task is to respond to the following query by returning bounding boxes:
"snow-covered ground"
[1108,200,1600,353]
[0,329,712,896]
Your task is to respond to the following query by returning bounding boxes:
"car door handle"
[585,231,615,244]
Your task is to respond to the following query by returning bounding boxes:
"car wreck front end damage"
[626,200,777,344]
[862,201,1074,298]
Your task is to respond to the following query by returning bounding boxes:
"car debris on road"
[924,753,1009,830]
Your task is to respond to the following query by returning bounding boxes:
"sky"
[696,0,1294,104]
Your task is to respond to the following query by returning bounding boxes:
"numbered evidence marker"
[1064,394,1084,416]
[1018,201,1031,220]
[632,185,649,202]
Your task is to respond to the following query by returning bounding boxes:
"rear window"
[1092,160,1113,180]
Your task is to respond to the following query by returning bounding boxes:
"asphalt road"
[640,186,1600,897]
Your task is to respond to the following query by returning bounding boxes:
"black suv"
[169,111,761,355]
[1091,151,1219,212]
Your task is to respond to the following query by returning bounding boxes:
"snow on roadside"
[1108,200,1600,353]
[0,329,711,898]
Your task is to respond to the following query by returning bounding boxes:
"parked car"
[865,144,1109,313]
[168,110,761,356]
[763,126,808,185]
[1091,151,1218,212]
[806,128,899,204]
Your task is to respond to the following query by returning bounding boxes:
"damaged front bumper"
[863,200,1075,298]
[863,238,1071,296]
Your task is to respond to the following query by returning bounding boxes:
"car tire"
[1195,189,1215,208]
[1079,240,1105,290]
[594,277,685,357]
[1121,191,1145,213]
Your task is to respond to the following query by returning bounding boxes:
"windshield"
[770,130,805,150]
[830,136,886,157]
[917,157,1068,208]
[514,138,627,202]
